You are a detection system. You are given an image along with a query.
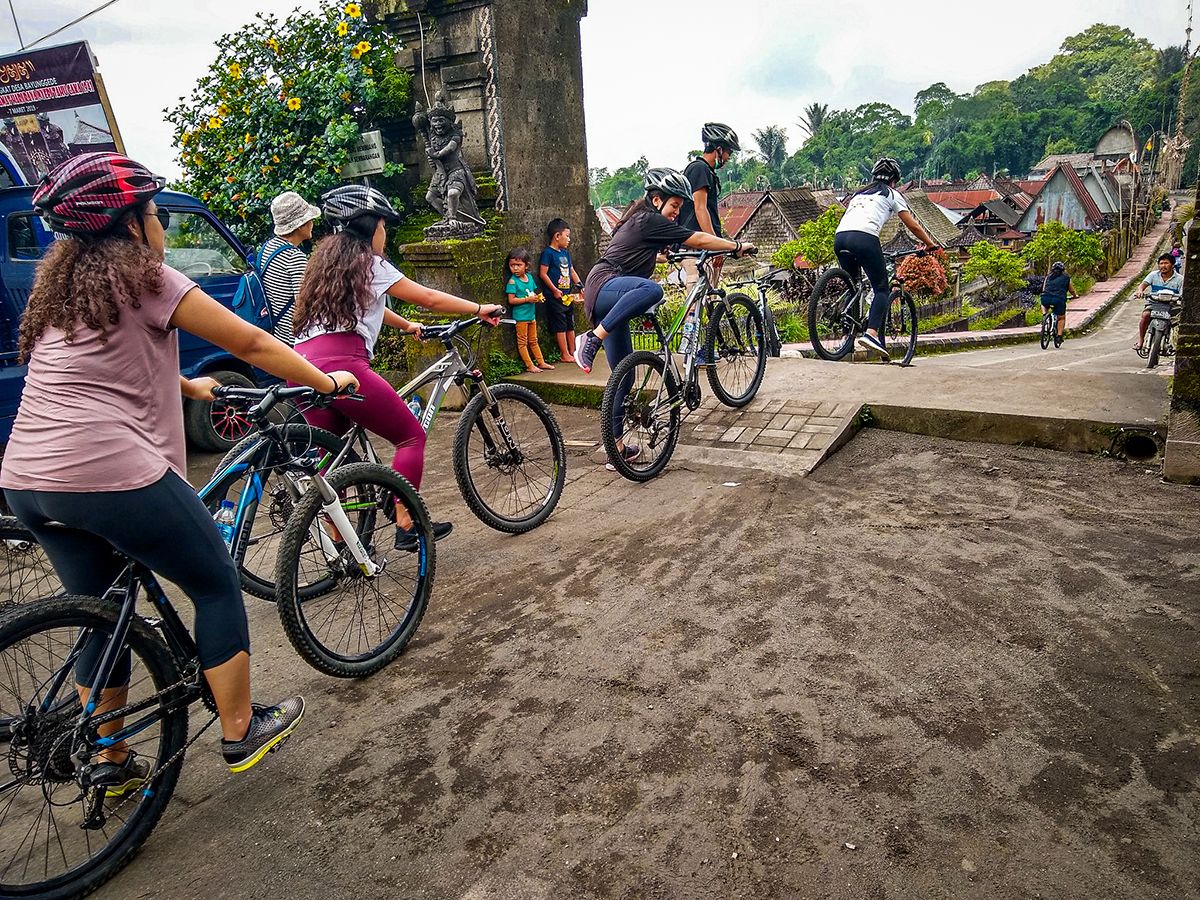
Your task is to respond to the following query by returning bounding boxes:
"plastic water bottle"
[214,500,236,550]
[407,395,422,421]
[681,318,697,355]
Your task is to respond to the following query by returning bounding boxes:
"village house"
[730,187,841,260]
[880,190,961,254]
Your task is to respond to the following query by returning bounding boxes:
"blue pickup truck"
[0,176,273,452]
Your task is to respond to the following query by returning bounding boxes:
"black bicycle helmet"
[701,122,740,152]
[33,152,165,236]
[643,167,693,201]
[871,157,902,183]
[1050,261,1066,274]
[321,184,401,224]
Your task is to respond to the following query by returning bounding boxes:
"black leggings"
[5,471,250,680]
[834,230,891,339]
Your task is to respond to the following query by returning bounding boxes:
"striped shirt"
[258,236,308,345]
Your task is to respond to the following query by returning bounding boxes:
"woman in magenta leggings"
[293,185,501,548]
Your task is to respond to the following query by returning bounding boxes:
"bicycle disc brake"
[685,379,702,411]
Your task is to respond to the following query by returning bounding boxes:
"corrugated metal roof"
[923,189,1000,210]
[981,199,1023,228]
[1030,152,1095,173]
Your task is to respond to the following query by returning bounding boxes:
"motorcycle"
[1137,293,1179,369]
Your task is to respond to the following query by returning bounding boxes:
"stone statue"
[413,91,485,240]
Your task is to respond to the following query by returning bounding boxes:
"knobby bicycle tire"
[1040,312,1053,350]
[808,267,857,361]
[452,383,567,533]
[600,350,682,483]
[0,596,188,900]
[0,515,62,610]
[887,290,919,367]
[274,463,435,677]
[211,425,359,602]
[705,295,767,408]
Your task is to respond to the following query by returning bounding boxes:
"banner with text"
[0,41,120,184]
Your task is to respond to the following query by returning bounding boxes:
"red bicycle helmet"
[33,152,166,236]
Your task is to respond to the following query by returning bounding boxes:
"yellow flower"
[341,90,352,103]
[244,133,254,144]
[267,37,280,54]
[337,21,349,37]
[207,116,222,129]
[261,165,270,174]
[362,66,373,75]
[271,155,280,163]
[180,131,191,146]
[351,40,371,59]
[194,154,205,166]
[333,165,342,174]
[217,103,230,117]
[344,3,361,18]
[226,175,236,184]
[230,193,242,202]
[243,105,251,114]
[228,62,242,79]
[287,96,302,111]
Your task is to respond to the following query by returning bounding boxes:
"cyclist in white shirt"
[834,157,941,360]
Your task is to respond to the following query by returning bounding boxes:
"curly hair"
[294,217,379,335]
[18,220,163,361]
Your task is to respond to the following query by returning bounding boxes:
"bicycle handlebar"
[418,307,507,344]
[664,247,757,264]
[212,382,360,421]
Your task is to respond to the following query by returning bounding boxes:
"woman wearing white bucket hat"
[256,191,322,344]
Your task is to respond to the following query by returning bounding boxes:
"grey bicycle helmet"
[701,122,740,152]
[1050,260,1066,274]
[321,184,401,224]
[643,167,693,201]
[871,157,902,183]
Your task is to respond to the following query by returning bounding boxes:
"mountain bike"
[724,266,812,359]
[600,248,764,482]
[0,391,433,898]
[0,515,60,608]
[306,312,567,534]
[1039,306,1060,350]
[807,249,921,366]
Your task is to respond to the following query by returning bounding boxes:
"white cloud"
[0,1,1188,183]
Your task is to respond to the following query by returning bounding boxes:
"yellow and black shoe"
[92,751,150,798]
[221,697,305,774]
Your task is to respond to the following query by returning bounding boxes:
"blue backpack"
[231,242,294,333]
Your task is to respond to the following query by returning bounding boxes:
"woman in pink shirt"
[0,153,359,782]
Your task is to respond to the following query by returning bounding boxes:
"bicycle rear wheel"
[1040,312,1052,350]
[0,516,61,608]
[705,294,767,407]
[0,596,188,899]
[452,383,566,533]
[808,268,857,361]
[600,350,682,482]
[885,290,919,367]
[274,463,434,677]
[209,425,359,601]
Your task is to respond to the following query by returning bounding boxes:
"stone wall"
[1164,182,1200,483]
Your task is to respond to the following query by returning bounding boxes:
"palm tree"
[797,102,829,138]
[753,125,788,175]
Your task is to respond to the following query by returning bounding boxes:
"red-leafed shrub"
[897,250,950,298]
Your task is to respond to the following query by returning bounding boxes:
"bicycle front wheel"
[0,596,188,899]
[808,268,857,361]
[1040,312,1052,350]
[885,290,919,367]
[453,383,566,533]
[274,463,434,677]
[210,424,359,602]
[600,350,682,483]
[0,516,61,609]
[706,294,767,407]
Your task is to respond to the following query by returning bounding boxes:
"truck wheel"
[185,370,255,452]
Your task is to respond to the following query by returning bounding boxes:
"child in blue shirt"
[538,218,583,364]
[506,248,553,372]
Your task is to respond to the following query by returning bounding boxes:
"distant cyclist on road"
[1134,253,1184,352]
[577,168,755,466]
[0,152,361,782]
[833,157,942,361]
[1040,261,1078,347]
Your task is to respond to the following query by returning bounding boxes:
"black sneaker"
[1054,334,1064,348]
[855,333,890,361]
[395,520,453,551]
[575,331,602,374]
[221,697,305,774]
[92,751,149,798]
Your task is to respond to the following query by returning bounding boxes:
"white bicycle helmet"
[871,157,902,183]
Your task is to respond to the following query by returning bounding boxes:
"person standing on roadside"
[678,123,740,288]
[256,191,321,345]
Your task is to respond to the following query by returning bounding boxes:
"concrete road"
[89,409,1199,900]
[922,288,1174,376]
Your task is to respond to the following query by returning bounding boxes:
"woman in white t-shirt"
[834,157,941,360]
[293,185,502,549]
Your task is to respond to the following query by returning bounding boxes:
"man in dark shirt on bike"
[678,122,740,286]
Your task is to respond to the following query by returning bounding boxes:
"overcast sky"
[0,0,1189,180]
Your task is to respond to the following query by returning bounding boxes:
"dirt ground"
[109,406,1198,900]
